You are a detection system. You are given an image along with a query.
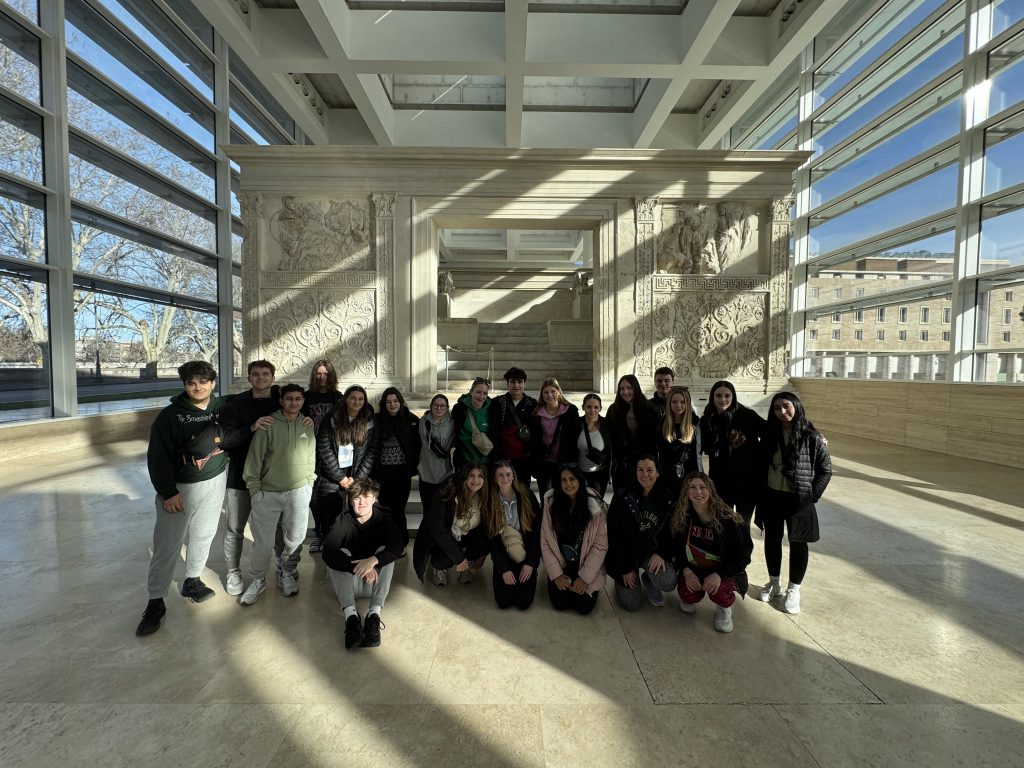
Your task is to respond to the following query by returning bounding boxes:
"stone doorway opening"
[436,227,595,395]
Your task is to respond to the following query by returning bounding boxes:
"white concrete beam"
[522,112,634,149]
[195,1,330,144]
[392,110,505,147]
[505,1,528,148]
[296,0,395,146]
[697,0,847,149]
[632,0,741,148]
[527,13,682,65]
[346,9,505,63]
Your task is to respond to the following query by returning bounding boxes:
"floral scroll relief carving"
[262,289,377,379]
[267,196,373,272]
[653,291,768,381]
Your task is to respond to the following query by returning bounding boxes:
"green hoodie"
[147,391,227,500]
[243,410,316,493]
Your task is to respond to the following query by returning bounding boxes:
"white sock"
[367,605,381,617]
[343,605,357,619]
[786,582,801,592]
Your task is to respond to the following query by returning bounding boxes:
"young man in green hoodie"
[136,361,228,637]
[239,384,316,605]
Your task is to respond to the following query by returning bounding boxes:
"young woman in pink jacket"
[540,465,609,615]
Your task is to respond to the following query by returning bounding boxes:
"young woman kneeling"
[413,463,489,587]
[664,472,752,633]
[486,460,542,610]
[539,465,608,615]
[606,454,678,611]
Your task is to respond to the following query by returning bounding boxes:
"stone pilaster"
[633,196,659,378]
[372,193,396,377]
[768,195,794,384]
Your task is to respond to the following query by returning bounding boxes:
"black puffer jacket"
[768,428,832,503]
[314,411,380,494]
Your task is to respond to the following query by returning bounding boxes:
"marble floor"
[1,434,1023,768]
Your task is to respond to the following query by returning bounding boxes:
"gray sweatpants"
[223,487,251,572]
[248,486,312,580]
[147,472,227,599]
[328,561,395,612]
[614,557,679,612]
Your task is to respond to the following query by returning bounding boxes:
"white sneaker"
[457,567,474,585]
[678,600,697,615]
[239,577,266,606]
[783,588,801,614]
[279,570,299,597]
[758,581,783,602]
[432,567,448,587]
[713,605,734,633]
[225,570,244,596]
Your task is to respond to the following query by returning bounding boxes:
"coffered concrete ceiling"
[202,0,845,149]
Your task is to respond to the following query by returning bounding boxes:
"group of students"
[135,360,832,646]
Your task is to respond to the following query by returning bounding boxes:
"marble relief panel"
[655,201,762,275]
[652,288,768,381]
[261,288,377,379]
[265,196,374,272]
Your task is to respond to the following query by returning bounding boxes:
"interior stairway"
[437,321,593,393]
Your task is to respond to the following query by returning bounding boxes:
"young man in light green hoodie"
[239,384,316,604]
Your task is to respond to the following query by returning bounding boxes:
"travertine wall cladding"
[230,147,803,395]
[792,378,1024,469]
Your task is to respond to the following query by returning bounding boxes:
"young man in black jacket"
[136,361,228,637]
[321,478,404,649]
[488,367,537,489]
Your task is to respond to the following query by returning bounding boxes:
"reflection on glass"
[991,0,1024,40]
[973,351,1024,382]
[232,316,243,384]
[983,114,1024,195]
[811,99,960,208]
[0,106,43,183]
[809,165,958,257]
[813,19,964,155]
[987,36,1024,116]
[980,200,1024,271]
[0,269,50,423]
[813,0,947,108]
[232,274,241,308]
[0,191,45,263]
[67,88,216,201]
[69,156,216,252]
[0,0,39,25]
[72,223,217,300]
[74,289,218,407]
[384,74,506,108]
[0,14,41,104]
[232,232,242,264]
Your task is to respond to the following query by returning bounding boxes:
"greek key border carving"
[260,272,376,289]
[653,275,770,292]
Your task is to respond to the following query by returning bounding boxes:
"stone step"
[439,350,593,362]
[439,377,595,392]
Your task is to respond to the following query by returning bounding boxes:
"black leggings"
[493,568,538,610]
[546,578,599,615]
[763,515,809,584]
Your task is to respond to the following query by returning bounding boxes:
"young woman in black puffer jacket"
[756,391,832,616]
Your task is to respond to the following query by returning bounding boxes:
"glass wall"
[0,0,295,423]
[730,0,1024,384]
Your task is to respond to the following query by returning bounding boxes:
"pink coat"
[539,488,608,594]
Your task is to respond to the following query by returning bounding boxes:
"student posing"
[606,455,678,611]
[530,377,579,497]
[452,377,493,467]
[372,387,420,548]
[413,463,490,586]
[539,465,609,615]
[417,394,456,516]
[239,384,316,605]
[136,361,228,637]
[486,460,542,610]
[322,479,404,649]
[757,391,832,615]
[663,472,752,633]
[565,393,613,497]
[487,367,537,487]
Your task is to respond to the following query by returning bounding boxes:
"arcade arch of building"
[232,146,800,406]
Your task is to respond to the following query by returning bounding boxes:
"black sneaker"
[360,613,384,648]
[344,614,362,649]
[135,598,166,636]
[180,577,215,603]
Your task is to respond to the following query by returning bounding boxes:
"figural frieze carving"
[656,201,759,275]
[268,196,373,272]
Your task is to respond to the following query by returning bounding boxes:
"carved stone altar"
[230,147,802,396]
